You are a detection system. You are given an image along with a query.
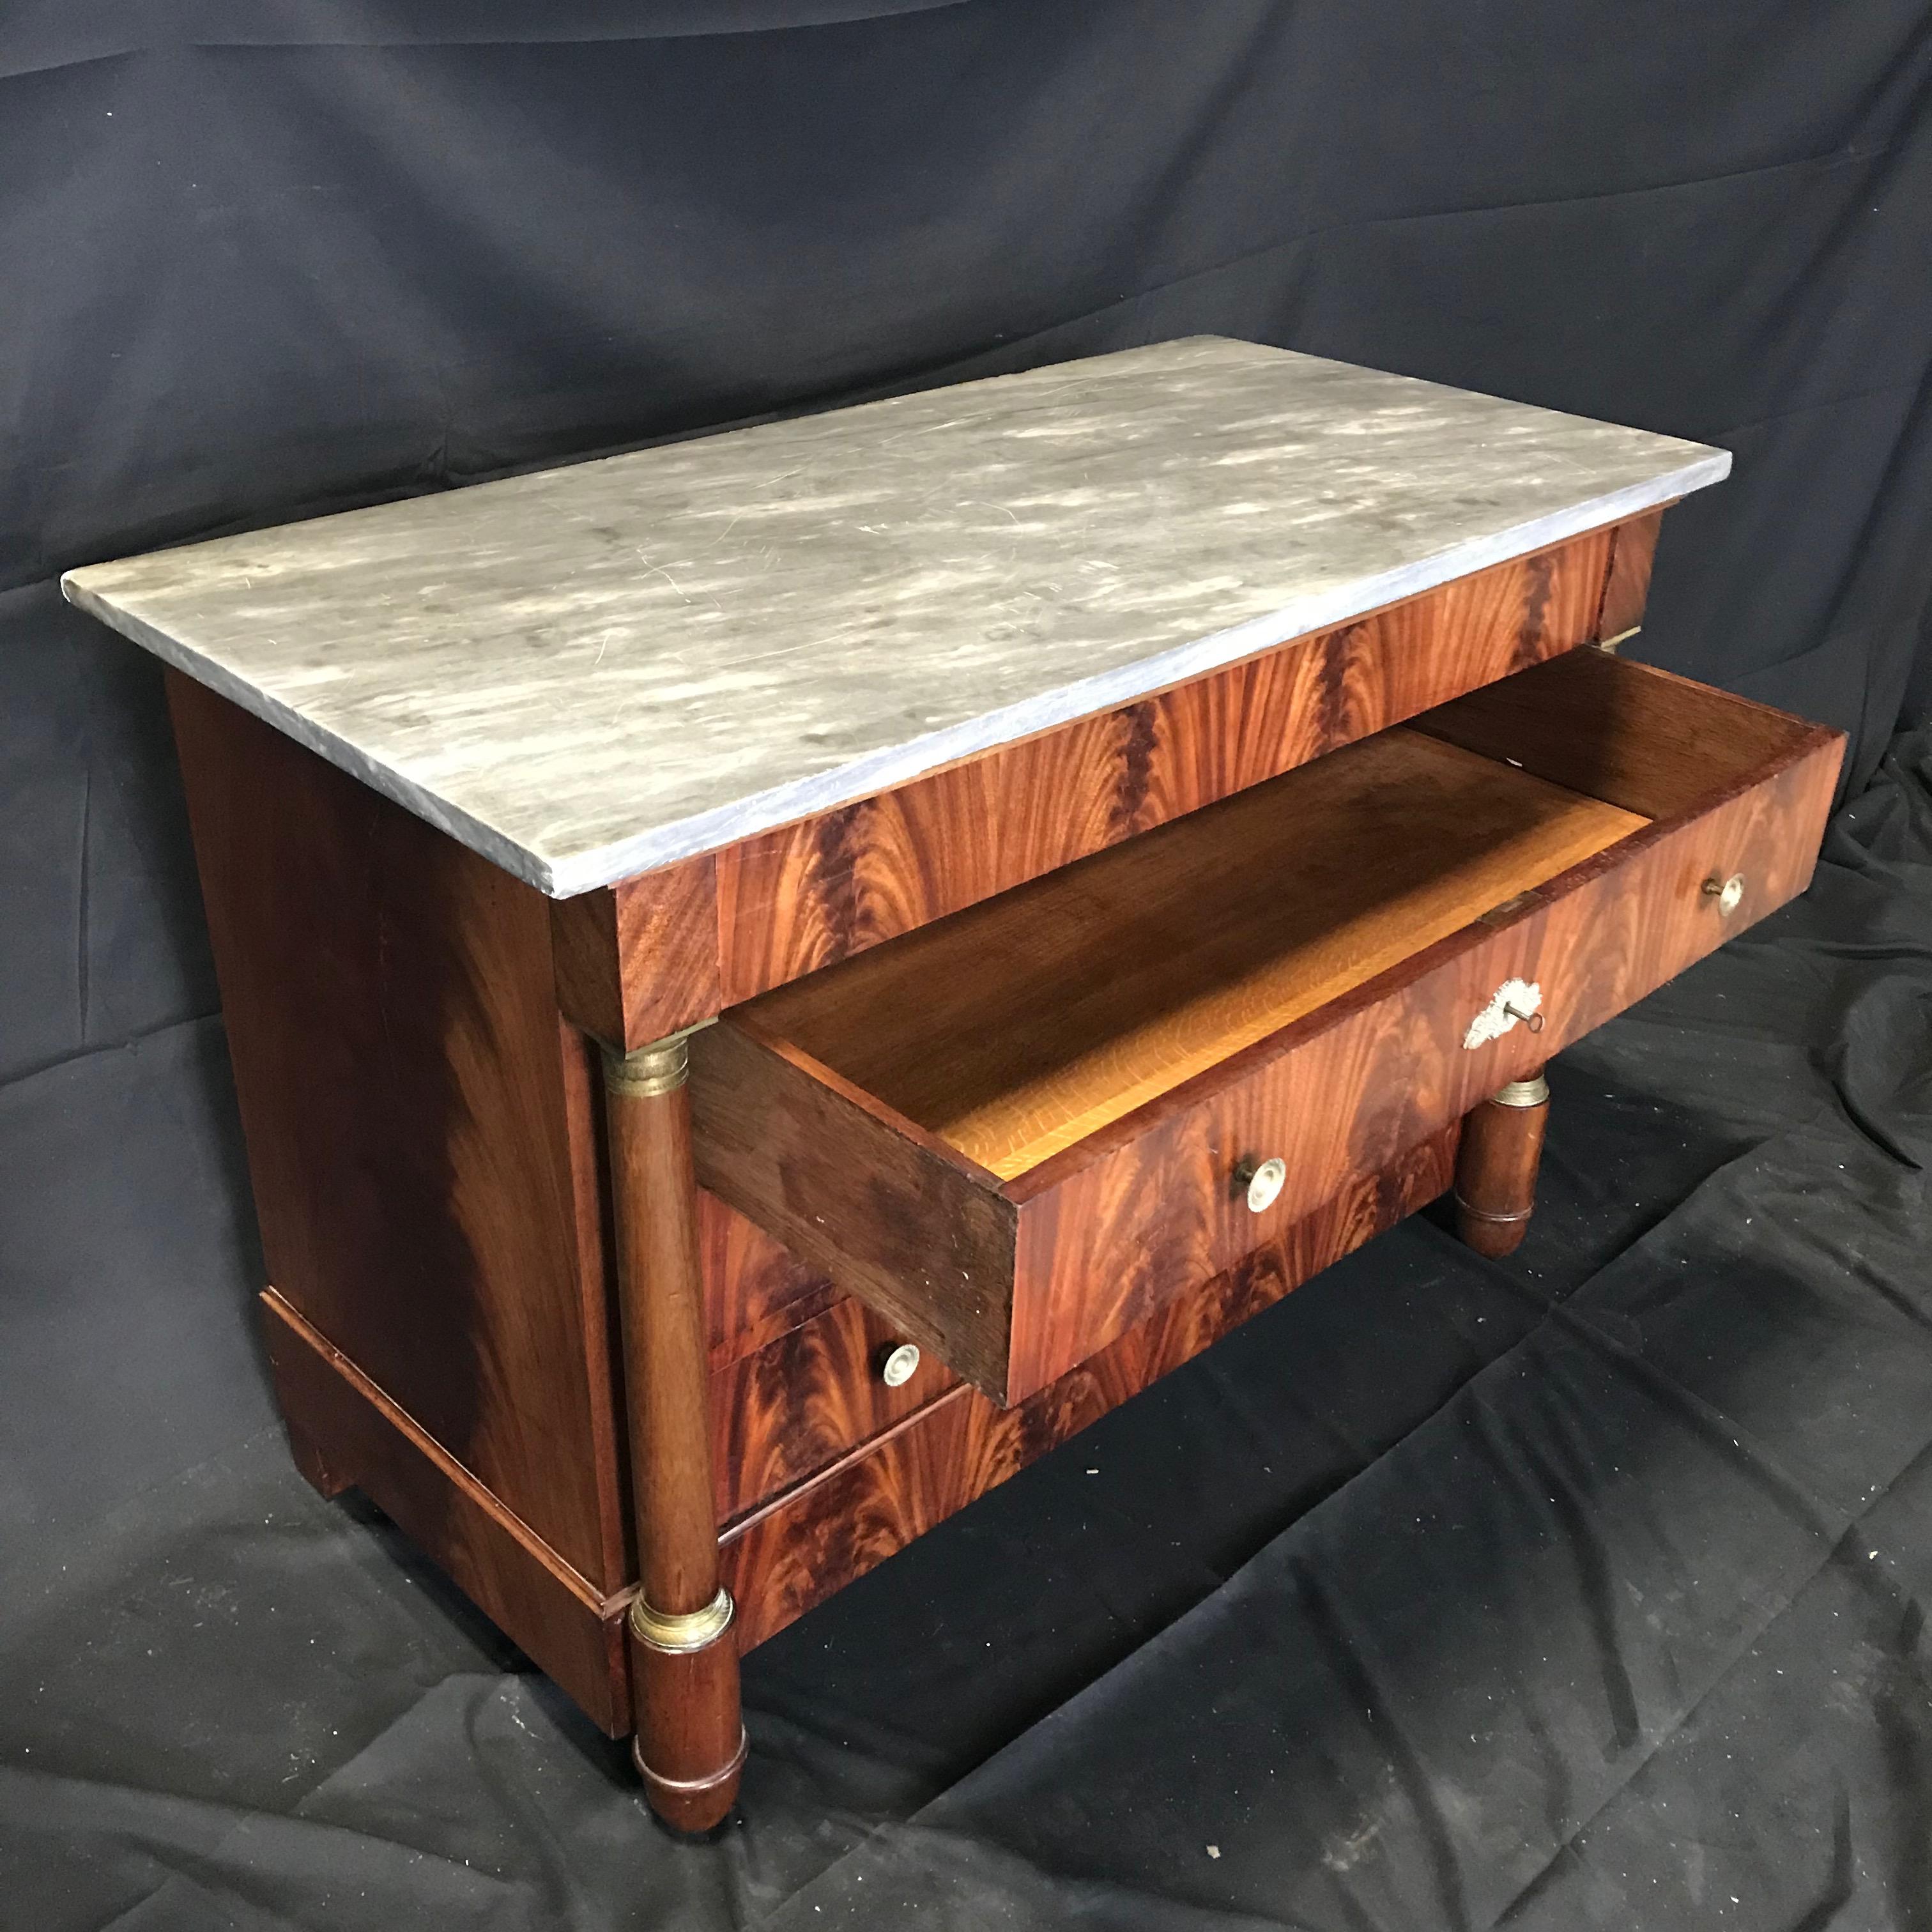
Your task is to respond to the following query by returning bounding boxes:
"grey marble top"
[63,338,1728,898]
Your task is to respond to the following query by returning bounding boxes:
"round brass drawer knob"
[879,1342,921,1388]
[1236,1156,1287,1214]
[1703,872,1746,917]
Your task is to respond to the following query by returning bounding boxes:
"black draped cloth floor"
[5,5,1932,1928]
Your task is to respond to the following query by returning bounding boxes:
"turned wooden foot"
[604,1029,744,1835]
[1454,1070,1549,1258]
[631,1614,746,1834]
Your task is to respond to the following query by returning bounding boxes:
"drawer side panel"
[691,1018,1019,1397]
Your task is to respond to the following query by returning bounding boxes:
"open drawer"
[691,651,1843,1406]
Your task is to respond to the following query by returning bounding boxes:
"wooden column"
[1453,1070,1549,1258]
[602,1028,746,1834]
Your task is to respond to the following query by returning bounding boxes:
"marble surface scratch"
[62,338,1728,896]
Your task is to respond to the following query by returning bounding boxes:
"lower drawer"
[718,1122,1462,1652]
[710,1292,954,1524]
[693,650,1843,1407]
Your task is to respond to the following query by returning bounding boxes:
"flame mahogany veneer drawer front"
[692,652,1843,1409]
[709,1292,954,1524]
[716,1123,1464,1652]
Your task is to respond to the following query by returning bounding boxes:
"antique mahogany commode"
[65,340,1843,1831]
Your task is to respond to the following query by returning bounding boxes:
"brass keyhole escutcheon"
[1234,1155,1287,1214]
[1703,873,1746,917]
[1463,977,1544,1050]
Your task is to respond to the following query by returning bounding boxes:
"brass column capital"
[1491,1074,1551,1109]
[602,1020,714,1100]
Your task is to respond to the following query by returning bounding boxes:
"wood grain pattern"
[718,1126,1459,1652]
[699,1191,838,1369]
[556,1018,633,1577]
[693,1018,1020,1398]
[546,525,1621,1046]
[552,855,720,1050]
[1595,507,1664,641]
[549,887,627,1046]
[710,527,1616,1002]
[606,1068,722,1621]
[710,1294,956,1524]
[695,656,1844,1407]
[746,730,1644,1178]
[1000,692,1841,1401]
[1453,1074,1549,1258]
[633,1630,746,1834]
[262,1287,632,1734]
[558,516,1662,1055]
[602,1057,743,1830]
[167,671,632,1590]
[1006,784,1832,1394]
[1413,645,1834,820]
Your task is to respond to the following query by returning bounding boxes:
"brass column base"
[631,1586,734,1654]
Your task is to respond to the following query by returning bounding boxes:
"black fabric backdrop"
[4,6,1932,1928]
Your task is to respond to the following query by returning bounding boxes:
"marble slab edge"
[63,448,1727,900]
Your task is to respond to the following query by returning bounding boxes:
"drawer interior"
[743,713,1650,1181]
[706,648,1839,1407]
